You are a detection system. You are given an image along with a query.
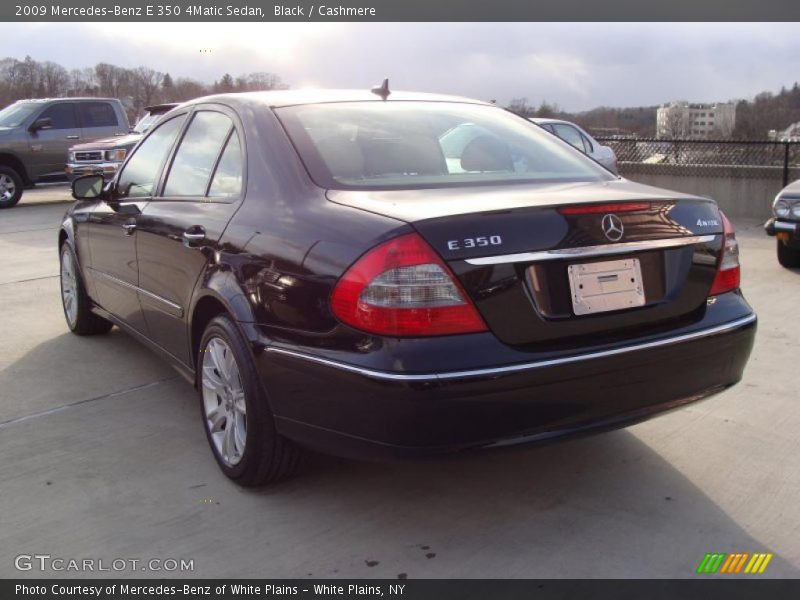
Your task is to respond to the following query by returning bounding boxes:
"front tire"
[777,240,800,268]
[198,315,300,486]
[60,243,113,335]
[0,166,24,209]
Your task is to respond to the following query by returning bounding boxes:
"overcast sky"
[2,22,798,112]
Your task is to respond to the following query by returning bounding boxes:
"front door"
[27,102,81,179]
[86,113,188,332]
[136,108,244,365]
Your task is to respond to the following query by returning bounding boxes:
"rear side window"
[163,111,233,197]
[117,115,186,199]
[552,124,588,154]
[208,131,243,198]
[78,102,118,128]
[581,133,594,153]
[38,103,77,129]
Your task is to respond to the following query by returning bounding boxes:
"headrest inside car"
[461,135,514,172]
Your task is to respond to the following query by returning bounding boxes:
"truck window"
[78,102,119,128]
[38,103,78,129]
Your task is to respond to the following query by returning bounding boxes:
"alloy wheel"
[0,174,16,202]
[202,337,247,466]
[60,250,78,328]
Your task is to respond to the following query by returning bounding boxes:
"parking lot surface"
[1,185,798,578]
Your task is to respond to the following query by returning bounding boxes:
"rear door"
[135,105,245,365]
[27,102,81,178]
[77,101,125,143]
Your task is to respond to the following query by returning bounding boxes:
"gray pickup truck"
[0,97,129,208]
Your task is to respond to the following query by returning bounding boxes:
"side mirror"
[28,117,52,133]
[72,174,105,200]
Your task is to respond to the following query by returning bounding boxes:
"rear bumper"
[255,300,756,460]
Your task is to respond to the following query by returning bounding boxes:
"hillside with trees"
[0,55,288,122]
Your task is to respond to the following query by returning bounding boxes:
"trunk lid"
[328,180,725,347]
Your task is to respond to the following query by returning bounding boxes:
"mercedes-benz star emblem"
[601,214,624,242]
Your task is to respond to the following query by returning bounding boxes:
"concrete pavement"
[0,187,798,579]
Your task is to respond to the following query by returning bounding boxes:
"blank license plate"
[568,258,645,316]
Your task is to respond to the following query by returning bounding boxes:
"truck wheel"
[777,240,800,268]
[198,315,300,486]
[0,166,23,209]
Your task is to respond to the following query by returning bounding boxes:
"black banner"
[4,580,800,600]
[4,0,800,22]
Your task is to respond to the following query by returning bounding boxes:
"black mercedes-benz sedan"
[60,88,756,485]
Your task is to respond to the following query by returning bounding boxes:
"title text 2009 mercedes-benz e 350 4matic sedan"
[60,87,756,485]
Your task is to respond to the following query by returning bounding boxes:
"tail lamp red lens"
[330,233,488,337]
[709,211,741,296]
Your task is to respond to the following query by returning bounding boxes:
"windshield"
[133,112,159,134]
[0,102,40,128]
[276,101,614,190]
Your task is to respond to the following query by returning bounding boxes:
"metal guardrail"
[594,138,800,186]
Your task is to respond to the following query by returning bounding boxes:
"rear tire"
[0,166,24,209]
[60,243,114,335]
[198,315,300,486]
[777,240,800,268]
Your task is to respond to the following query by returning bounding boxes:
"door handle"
[183,226,206,247]
[122,221,137,235]
[66,135,80,139]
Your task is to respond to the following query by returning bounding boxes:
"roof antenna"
[371,78,390,100]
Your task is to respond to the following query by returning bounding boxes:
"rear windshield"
[276,101,614,190]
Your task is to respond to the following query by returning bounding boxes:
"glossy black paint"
[61,90,757,459]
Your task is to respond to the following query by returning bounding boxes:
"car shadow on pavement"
[2,324,796,579]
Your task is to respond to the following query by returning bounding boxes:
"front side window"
[163,111,233,197]
[277,102,611,190]
[78,102,118,128]
[117,115,186,198]
[38,103,77,129]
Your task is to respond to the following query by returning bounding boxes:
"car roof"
[14,97,119,104]
[179,89,492,109]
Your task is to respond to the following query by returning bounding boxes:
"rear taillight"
[330,233,488,337]
[709,211,740,296]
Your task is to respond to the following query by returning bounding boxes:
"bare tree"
[658,105,690,139]
[133,66,164,108]
[40,61,69,97]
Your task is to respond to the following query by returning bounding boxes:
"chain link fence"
[595,138,800,186]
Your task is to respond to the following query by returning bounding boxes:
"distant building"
[656,101,736,139]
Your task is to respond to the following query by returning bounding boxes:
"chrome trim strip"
[463,235,717,265]
[90,269,183,316]
[774,221,798,233]
[266,314,756,382]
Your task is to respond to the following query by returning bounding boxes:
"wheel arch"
[189,271,258,378]
[0,152,31,185]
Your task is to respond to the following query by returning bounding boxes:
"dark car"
[66,103,179,181]
[765,179,800,268]
[60,88,756,486]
